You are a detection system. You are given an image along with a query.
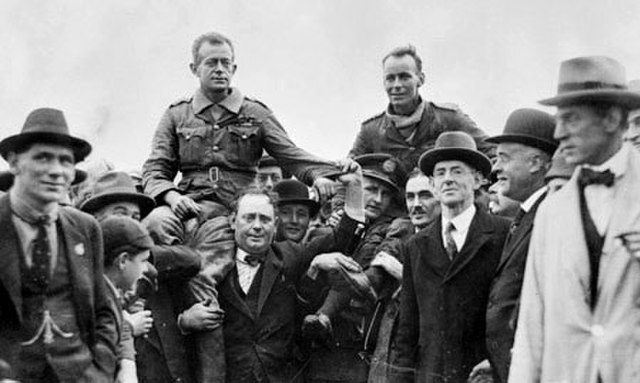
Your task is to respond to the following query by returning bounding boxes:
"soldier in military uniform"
[349,45,493,171]
[142,31,339,245]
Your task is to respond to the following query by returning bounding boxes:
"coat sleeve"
[388,241,418,383]
[89,218,118,378]
[150,244,201,283]
[508,213,546,383]
[348,123,372,159]
[142,108,181,202]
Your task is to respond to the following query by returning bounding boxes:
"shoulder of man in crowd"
[361,111,386,127]
[430,101,463,113]
[243,95,272,111]
[169,95,194,108]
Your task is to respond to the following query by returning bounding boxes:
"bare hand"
[327,209,344,228]
[468,359,494,383]
[125,310,153,337]
[179,301,224,332]
[313,177,338,201]
[370,251,403,280]
[165,191,201,220]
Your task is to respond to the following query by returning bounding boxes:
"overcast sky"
[1,0,639,171]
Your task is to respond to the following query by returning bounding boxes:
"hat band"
[558,81,626,93]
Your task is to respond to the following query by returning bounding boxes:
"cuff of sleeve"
[176,313,191,335]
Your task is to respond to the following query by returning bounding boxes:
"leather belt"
[182,166,257,183]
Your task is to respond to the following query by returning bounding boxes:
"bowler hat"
[486,108,558,155]
[539,56,640,110]
[355,153,407,193]
[273,179,320,216]
[100,216,154,261]
[419,131,492,177]
[0,168,87,192]
[80,171,155,218]
[0,108,92,162]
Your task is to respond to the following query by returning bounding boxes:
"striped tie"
[445,222,457,260]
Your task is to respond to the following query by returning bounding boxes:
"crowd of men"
[0,30,639,383]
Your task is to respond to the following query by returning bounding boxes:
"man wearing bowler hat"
[510,56,640,383]
[469,108,557,383]
[390,131,509,383]
[273,179,320,243]
[0,108,118,382]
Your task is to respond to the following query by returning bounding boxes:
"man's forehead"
[383,54,419,74]
[20,143,74,157]
[406,175,431,193]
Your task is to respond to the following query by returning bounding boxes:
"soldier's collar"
[193,87,244,115]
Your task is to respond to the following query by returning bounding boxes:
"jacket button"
[242,134,248,139]
[409,146,415,151]
[214,124,220,130]
[213,145,219,151]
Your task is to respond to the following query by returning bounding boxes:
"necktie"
[31,215,51,289]
[244,253,265,267]
[445,222,457,260]
[578,168,615,188]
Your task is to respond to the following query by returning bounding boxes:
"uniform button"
[409,146,415,152]
[242,134,248,139]
[161,322,167,328]
[213,145,219,151]
[213,124,220,130]
[591,324,604,337]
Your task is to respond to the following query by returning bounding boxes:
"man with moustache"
[468,108,557,383]
[510,56,640,383]
[390,131,509,383]
[349,44,493,171]
[142,31,338,246]
[0,108,117,382]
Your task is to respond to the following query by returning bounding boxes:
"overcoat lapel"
[425,220,451,279]
[0,194,22,322]
[58,209,93,336]
[256,249,283,317]
[443,209,493,283]
[219,267,255,321]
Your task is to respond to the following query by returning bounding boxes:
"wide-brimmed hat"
[539,56,640,110]
[486,108,558,155]
[419,131,492,177]
[273,179,320,216]
[0,168,87,192]
[0,108,92,162]
[80,171,155,218]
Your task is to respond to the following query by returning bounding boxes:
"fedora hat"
[0,168,87,192]
[80,171,155,218]
[539,56,640,110]
[485,108,558,155]
[0,108,92,162]
[273,179,320,216]
[419,131,492,177]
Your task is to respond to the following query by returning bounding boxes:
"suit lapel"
[605,147,640,251]
[444,209,493,283]
[219,267,255,321]
[256,248,283,317]
[426,220,451,278]
[0,194,22,322]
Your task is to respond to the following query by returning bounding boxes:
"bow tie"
[578,168,615,188]
[243,253,265,267]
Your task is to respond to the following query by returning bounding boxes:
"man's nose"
[554,121,567,141]
[264,176,274,190]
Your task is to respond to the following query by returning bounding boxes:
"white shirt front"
[235,248,262,294]
[521,186,547,213]
[582,144,629,235]
[441,204,477,252]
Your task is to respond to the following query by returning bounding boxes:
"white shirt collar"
[583,143,629,178]
[236,247,251,264]
[441,204,476,234]
[521,187,547,213]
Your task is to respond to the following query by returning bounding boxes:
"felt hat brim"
[80,191,155,219]
[419,147,492,178]
[0,131,92,162]
[485,134,558,155]
[539,89,640,110]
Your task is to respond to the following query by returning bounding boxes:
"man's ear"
[231,63,238,75]
[472,171,484,190]
[116,252,128,270]
[189,62,198,76]
[228,212,237,230]
[604,106,624,133]
[418,71,426,88]
[7,152,20,174]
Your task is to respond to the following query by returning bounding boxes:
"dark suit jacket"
[0,194,118,381]
[390,207,509,383]
[135,244,202,383]
[485,193,546,383]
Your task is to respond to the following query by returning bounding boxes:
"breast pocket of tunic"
[226,123,261,166]
[177,125,210,165]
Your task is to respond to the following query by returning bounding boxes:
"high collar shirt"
[9,190,59,271]
[521,187,547,213]
[193,87,244,122]
[441,204,476,252]
[235,247,262,294]
[582,144,629,235]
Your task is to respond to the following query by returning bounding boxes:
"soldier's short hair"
[191,32,235,65]
[382,44,423,73]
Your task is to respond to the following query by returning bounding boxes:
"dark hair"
[406,168,427,182]
[230,185,279,214]
[382,45,423,73]
[191,32,235,66]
